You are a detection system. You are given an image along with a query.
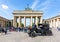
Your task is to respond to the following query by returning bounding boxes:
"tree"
[21,23,24,27]
[17,23,19,27]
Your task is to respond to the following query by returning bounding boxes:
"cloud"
[31,0,39,9]
[38,0,51,12]
[39,0,50,8]
[1,4,8,10]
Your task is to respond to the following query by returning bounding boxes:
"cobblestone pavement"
[0,28,60,42]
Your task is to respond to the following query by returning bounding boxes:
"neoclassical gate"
[13,8,43,28]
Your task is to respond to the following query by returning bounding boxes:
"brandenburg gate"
[13,7,43,28]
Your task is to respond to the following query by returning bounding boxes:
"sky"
[0,0,60,19]
[0,0,60,26]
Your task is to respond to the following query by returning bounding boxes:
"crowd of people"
[0,27,7,34]
[0,23,45,35]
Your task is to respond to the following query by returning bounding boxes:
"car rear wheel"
[31,31,36,37]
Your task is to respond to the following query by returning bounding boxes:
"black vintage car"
[28,24,52,37]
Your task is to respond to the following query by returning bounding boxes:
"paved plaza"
[0,28,60,42]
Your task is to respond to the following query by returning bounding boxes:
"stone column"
[57,19,59,27]
[52,20,53,28]
[30,16,33,27]
[13,16,17,27]
[53,20,55,28]
[19,16,21,27]
[34,18,35,23]
[55,19,57,28]
[1,20,3,27]
[58,18,60,27]
[2,21,4,28]
[36,16,38,27]
[50,20,52,28]
[5,21,7,27]
[40,16,42,24]
[24,16,26,27]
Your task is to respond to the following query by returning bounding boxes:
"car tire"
[31,31,36,37]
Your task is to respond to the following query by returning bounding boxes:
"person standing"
[32,23,36,28]
[31,23,37,31]
[4,28,7,35]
